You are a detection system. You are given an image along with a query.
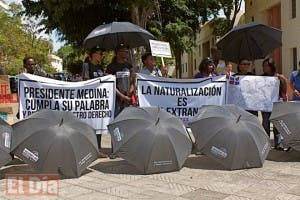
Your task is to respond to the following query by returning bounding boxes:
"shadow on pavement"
[184,155,227,170]
[0,159,93,180]
[267,148,300,162]
[90,159,143,175]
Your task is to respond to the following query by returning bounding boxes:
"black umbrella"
[83,21,156,50]
[189,105,271,170]
[270,101,300,151]
[216,22,282,63]
[12,109,98,177]
[108,106,192,174]
[0,118,13,167]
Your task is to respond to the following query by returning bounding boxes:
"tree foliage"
[21,0,241,76]
[0,3,52,75]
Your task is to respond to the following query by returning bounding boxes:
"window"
[292,0,296,18]
[194,59,197,71]
[185,63,188,73]
[251,16,254,21]
[293,48,297,70]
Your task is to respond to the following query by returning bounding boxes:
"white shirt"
[139,66,162,77]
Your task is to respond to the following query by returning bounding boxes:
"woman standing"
[194,57,217,78]
[261,58,287,150]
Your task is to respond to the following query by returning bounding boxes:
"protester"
[139,52,162,77]
[261,58,287,150]
[194,57,217,78]
[81,46,107,158]
[233,58,258,116]
[161,65,168,77]
[82,46,105,81]
[290,61,300,101]
[106,44,135,159]
[23,56,51,77]
[225,62,234,76]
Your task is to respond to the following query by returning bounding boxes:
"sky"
[5,0,65,52]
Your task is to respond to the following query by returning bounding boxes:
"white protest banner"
[19,73,116,133]
[149,40,172,58]
[227,75,279,112]
[137,73,227,126]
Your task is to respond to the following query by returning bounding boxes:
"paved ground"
[1,103,300,199]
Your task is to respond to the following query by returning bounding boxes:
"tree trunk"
[175,50,182,78]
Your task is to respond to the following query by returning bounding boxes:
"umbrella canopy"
[270,101,300,151]
[83,21,156,50]
[108,106,192,174]
[189,105,270,170]
[216,22,282,63]
[0,118,13,167]
[12,109,98,177]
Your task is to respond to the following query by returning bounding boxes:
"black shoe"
[285,147,292,152]
[275,147,285,151]
[109,154,117,159]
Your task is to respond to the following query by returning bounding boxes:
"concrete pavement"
[1,133,300,200]
[1,104,300,199]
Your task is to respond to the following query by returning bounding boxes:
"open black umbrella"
[270,101,300,151]
[108,106,192,174]
[216,22,282,63]
[83,21,156,50]
[189,105,270,170]
[0,118,13,167]
[12,109,98,177]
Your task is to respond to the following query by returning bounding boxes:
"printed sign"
[18,73,116,133]
[149,40,172,58]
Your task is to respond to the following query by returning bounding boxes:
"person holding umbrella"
[106,44,135,159]
[106,44,134,115]
[261,58,287,150]
[81,46,107,158]
[290,61,300,101]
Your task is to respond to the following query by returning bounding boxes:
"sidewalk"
[1,105,300,199]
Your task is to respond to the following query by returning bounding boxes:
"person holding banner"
[23,56,51,77]
[194,57,217,78]
[82,46,105,81]
[81,46,107,158]
[233,58,258,116]
[106,44,135,159]
[261,58,287,150]
[139,52,162,77]
[106,44,135,115]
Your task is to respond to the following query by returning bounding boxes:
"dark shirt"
[233,72,255,76]
[82,62,104,79]
[106,62,133,75]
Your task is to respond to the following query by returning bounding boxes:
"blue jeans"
[261,111,283,148]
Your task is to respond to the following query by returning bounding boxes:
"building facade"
[245,0,300,77]
[0,0,9,11]
[49,54,63,72]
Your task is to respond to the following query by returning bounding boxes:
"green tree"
[210,0,243,38]
[0,3,52,75]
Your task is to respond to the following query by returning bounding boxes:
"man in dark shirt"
[106,44,134,116]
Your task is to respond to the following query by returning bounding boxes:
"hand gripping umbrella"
[0,118,13,167]
[108,106,192,174]
[83,21,156,50]
[189,105,271,170]
[12,109,98,177]
[216,22,282,63]
[270,101,300,151]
